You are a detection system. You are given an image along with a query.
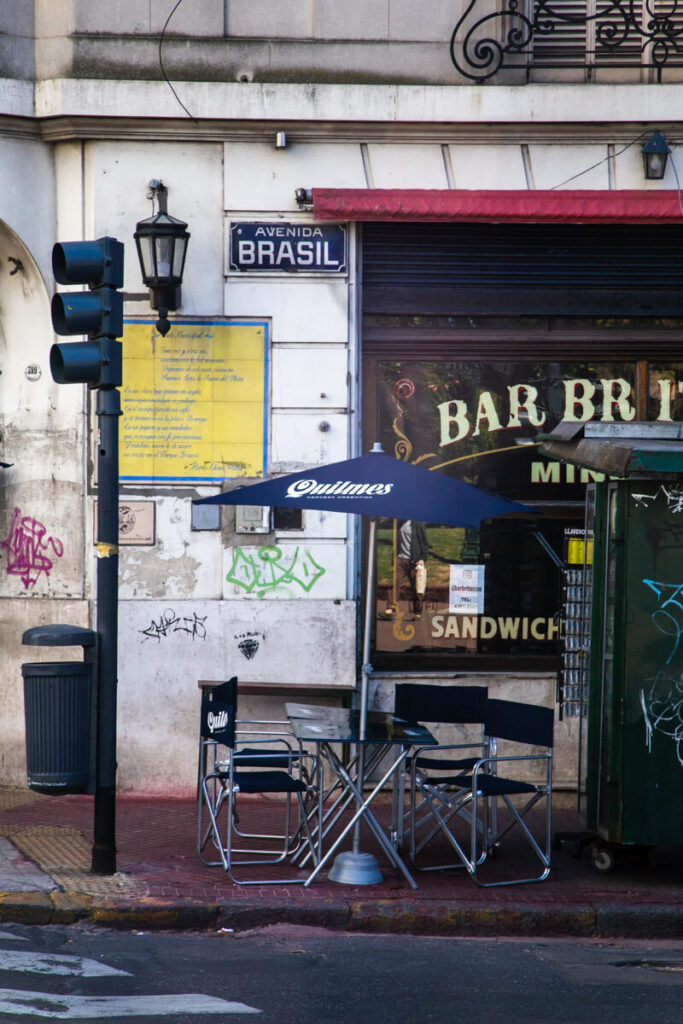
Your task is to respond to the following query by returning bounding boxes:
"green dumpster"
[542,422,683,870]
[586,475,683,858]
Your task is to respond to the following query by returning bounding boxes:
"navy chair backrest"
[484,698,554,748]
[395,683,488,724]
[200,677,237,747]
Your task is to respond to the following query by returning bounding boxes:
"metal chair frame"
[393,683,490,851]
[200,728,313,853]
[196,679,320,885]
[407,739,498,870]
[410,698,554,886]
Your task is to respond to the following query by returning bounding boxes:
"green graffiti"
[226,545,326,597]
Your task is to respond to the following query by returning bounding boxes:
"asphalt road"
[0,923,681,1023]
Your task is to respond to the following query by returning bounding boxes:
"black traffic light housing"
[50,237,124,389]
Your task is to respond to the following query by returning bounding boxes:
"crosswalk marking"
[0,990,261,1017]
[0,951,130,977]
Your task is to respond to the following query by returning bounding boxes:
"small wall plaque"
[93,501,156,545]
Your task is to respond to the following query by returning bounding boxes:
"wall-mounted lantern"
[642,131,670,181]
[134,180,190,336]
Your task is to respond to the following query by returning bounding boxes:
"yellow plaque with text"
[120,319,268,483]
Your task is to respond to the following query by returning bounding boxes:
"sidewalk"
[0,786,680,938]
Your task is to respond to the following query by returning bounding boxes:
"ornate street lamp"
[642,131,670,181]
[134,180,190,336]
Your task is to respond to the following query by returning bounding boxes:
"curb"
[347,899,683,939]
[1,891,681,938]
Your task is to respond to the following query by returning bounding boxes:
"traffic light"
[50,237,124,388]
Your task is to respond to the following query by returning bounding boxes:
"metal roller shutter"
[362,222,683,317]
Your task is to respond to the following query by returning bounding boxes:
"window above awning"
[309,188,683,224]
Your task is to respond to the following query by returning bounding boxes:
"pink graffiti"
[1,506,64,589]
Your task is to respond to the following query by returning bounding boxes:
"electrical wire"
[158,0,198,122]
[549,129,652,189]
[667,148,683,217]
[550,127,683,218]
[157,13,682,215]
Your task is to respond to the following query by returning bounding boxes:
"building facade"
[2,2,683,796]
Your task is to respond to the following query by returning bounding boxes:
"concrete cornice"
[27,116,683,146]
[32,78,683,123]
[2,79,683,144]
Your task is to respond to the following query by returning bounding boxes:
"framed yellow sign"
[119,318,269,484]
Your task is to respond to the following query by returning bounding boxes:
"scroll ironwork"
[450,0,683,82]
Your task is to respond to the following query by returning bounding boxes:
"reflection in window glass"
[372,359,683,664]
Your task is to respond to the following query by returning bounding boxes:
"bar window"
[372,359,683,668]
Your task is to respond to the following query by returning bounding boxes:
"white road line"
[0,951,131,977]
[0,932,29,941]
[0,990,261,1017]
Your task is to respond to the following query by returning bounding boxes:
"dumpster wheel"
[590,844,615,873]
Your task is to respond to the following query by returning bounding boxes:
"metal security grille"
[361,222,683,317]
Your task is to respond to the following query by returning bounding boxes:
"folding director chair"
[394,683,489,855]
[410,697,554,886]
[197,678,319,885]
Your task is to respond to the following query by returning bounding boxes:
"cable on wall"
[158,0,198,123]
[549,130,653,190]
[667,150,683,217]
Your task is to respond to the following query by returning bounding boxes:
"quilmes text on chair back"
[484,698,554,748]
[395,683,488,724]
[200,677,237,747]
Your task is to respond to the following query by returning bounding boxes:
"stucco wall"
[27,1,486,86]
[0,128,360,792]
[3,64,680,795]
[0,124,653,794]
[117,598,355,797]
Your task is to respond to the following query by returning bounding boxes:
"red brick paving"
[3,791,681,908]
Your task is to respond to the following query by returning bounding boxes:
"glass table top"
[286,702,436,745]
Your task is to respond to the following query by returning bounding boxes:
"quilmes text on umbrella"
[286,478,395,498]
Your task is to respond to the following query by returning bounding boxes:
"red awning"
[311,188,683,224]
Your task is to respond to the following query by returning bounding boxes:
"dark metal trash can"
[22,661,92,794]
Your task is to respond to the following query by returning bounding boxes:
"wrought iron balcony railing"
[450,0,683,82]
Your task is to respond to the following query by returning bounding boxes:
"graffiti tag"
[640,672,683,767]
[226,545,325,597]
[642,579,683,664]
[641,578,683,765]
[235,630,264,660]
[140,608,207,643]
[0,507,64,589]
[633,485,683,514]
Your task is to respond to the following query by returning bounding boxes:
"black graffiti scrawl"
[235,631,263,660]
[140,608,207,642]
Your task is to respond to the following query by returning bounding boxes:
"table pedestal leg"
[304,744,418,890]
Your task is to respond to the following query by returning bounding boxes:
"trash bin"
[22,625,97,795]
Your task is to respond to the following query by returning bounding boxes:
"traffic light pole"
[49,236,125,876]
[92,384,121,875]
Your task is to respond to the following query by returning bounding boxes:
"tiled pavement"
[0,787,680,937]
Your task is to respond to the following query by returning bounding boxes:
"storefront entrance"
[360,222,683,676]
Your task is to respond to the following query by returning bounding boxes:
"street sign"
[229,221,347,273]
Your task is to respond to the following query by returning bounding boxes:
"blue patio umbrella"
[195,444,528,525]
[195,443,534,883]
